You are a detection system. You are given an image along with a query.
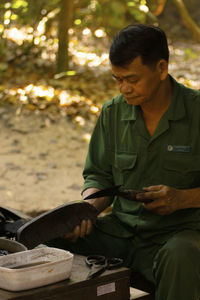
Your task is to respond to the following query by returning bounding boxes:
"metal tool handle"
[85,255,105,267]
[106,257,123,269]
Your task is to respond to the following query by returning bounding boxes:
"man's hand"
[136,185,183,215]
[63,219,93,243]
[63,187,111,242]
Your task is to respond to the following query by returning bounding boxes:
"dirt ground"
[0,107,95,216]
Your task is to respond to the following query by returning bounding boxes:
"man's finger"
[80,220,87,238]
[142,185,164,191]
[86,219,92,235]
[63,225,80,242]
[63,219,93,241]
[80,219,93,237]
[74,224,81,237]
[143,200,161,210]
[137,190,160,201]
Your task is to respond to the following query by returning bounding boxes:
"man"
[51,25,200,299]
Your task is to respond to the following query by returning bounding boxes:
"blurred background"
[0,0,200,216]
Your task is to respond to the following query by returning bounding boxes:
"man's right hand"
[63,187,111,242]
[63,219,93,242]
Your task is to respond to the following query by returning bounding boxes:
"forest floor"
[0,39,200,216]
[0,109,94,216]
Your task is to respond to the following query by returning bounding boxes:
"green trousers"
[47,227,200,300]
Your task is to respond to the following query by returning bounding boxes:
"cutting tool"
[84,185,151,202]
[85,254,123,279]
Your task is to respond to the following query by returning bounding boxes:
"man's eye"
[128,79,138,84]
[114,78,122,83]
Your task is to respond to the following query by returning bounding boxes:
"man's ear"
[157,59,168,80]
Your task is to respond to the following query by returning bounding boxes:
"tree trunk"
[172,0,200,43]
[147,0,167,16]
[56,0,73,73]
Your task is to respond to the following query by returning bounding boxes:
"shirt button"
[167,145,173,151]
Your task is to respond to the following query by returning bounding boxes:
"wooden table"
[0,255,131,300]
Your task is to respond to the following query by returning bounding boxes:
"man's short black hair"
[109,24,169,67]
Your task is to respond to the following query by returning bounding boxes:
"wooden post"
[56,0,73,73]
[172,0,200,43]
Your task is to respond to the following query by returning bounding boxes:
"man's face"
[111,56,167,106]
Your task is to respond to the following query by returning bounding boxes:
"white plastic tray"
[0,247,74,291]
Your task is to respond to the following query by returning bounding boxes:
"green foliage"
[0,0,150,37]
[0,38,7,56]
[0,0,150,73]
[0,62,8,73]
[12,0,28,10]
[0,0,60,28]
[73,0,149,35]
[184,48,197,61]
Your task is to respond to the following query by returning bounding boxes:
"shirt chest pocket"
[112,152,137,186]
[162,154,200,188]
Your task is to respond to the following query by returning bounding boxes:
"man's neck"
[141,75,173,121]
[140,76,173,136]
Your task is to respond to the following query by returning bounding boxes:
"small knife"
[84,185,151,202]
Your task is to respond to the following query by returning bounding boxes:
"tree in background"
[147,0,200,42]
[1,0,200,74]
[172,0,200,43]
[57,0,73,72]
[147,0,167,16]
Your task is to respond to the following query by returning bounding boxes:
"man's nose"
[120,81,133,94]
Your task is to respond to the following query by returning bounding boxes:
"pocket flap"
[114,153,137,170]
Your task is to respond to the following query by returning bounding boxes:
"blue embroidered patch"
[167,145,191,152]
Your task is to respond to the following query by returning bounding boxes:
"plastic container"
[0,238,27,253]
[0,247,74,291]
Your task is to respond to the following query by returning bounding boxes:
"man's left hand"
[136,185,183,215]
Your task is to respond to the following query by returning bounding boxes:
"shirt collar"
[165,75,186,121]
[121,98,140,121]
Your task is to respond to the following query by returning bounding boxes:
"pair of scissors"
[85,255,123,279]
[84,185,152,203]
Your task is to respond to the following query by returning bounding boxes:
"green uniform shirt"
[83,76,200,241]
